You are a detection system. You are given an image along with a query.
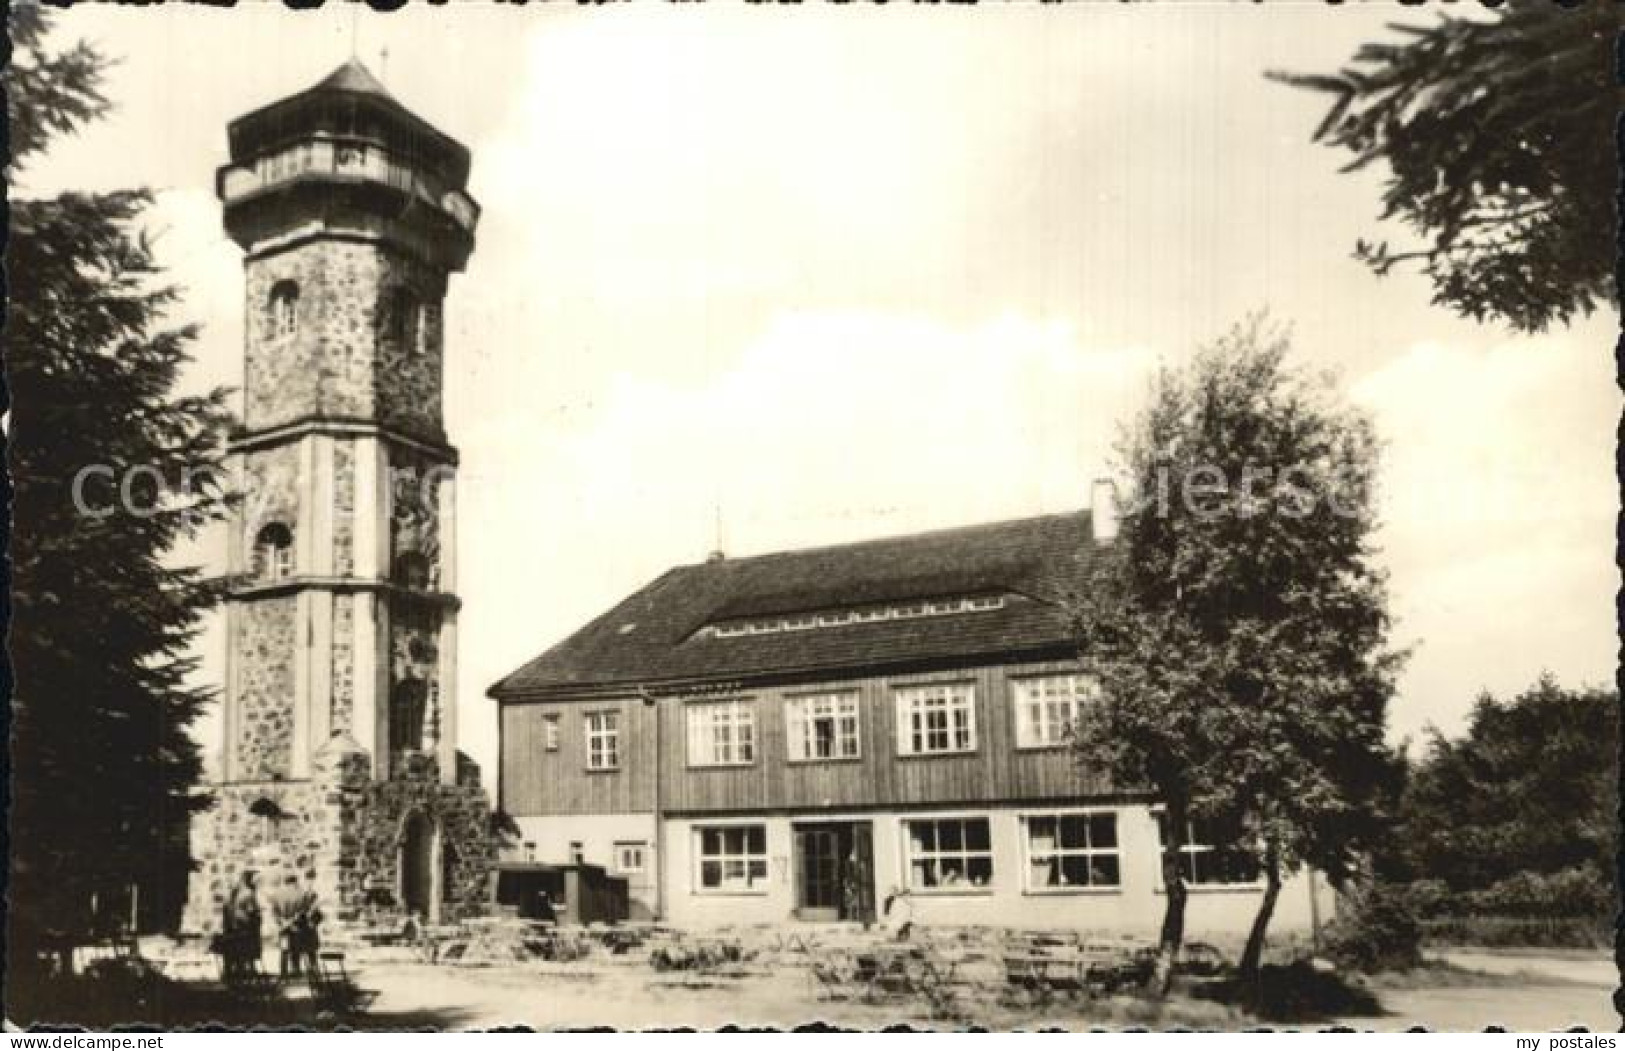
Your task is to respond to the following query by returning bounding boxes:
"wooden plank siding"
[500,657,1116,817]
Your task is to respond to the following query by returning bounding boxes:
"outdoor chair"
[809,951,858,1000]
[855,945,961,1017]
[307,951,377,1017]
[221,954,281,1005]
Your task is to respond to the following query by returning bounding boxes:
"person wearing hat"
[222,867,263,980]
[271,874,304,978]
[272,874,324,978]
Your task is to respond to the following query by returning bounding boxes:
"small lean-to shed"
[493,862,629,925]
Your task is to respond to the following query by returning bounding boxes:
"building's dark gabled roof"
[487,509,1100,700]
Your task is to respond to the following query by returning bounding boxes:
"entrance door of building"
[400,812,438,922]
[795,829,841,921]
[793,821,875,923]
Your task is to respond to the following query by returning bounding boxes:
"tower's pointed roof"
[226,56,471,184]
[311,58,395,100]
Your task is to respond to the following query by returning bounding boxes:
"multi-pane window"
[895,683,977,755]
[1156,815,1262,887]
[1013,674,1096,748]
[695,825,768,892]
[786,691,860,761]
[584,711,620,770]
[542,715,560,752]
[1025,812,1121,890]
[686,699,756,767]
[905,818,993,890]
[614,841,647,875]
[269,281,299,340]
[252,522,295,582]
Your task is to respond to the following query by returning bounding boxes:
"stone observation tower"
[185,61,492,932]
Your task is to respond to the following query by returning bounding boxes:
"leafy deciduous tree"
[1072,316,1402,993]
[1398,676,1617,899]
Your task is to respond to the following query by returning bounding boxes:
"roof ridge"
[488,506,1100,700]
[677,507,1088,570]
[311,58,395,100]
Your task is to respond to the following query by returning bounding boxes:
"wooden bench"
[1003,952,1090,995]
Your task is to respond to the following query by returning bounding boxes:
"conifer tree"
[7,4,233,962]
[1272,3,1617,332]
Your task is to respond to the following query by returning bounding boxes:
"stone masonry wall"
[243,240,446,440]
[372,258,447,441]
[185,742,492,933]
[350,751,494,924]
[233,595,298,779]
[387,602,442,755]
[332,440,355,577]
[239,442,301,557]
[330,594,355,737]
[183,778,336,935]
[388,446,444,587]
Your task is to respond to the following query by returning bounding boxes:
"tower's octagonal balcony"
[218,136,479,267]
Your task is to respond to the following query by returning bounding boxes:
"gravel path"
[340,947,1616,1031]
[1329,951,1616,1032]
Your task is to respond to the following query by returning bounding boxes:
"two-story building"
[487,493,1331,935]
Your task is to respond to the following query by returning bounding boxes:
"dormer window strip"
[708,593,1005,639]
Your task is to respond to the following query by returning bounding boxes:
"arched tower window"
[269,281,299,340]
[253,522,295,582]
[390,677,429,754]
[248,796,286,846]
[380,287,422,354]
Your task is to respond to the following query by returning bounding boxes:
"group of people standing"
[219,868,324,980]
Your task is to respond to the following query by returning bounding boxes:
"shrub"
[1404,867,1614,922]
[1402,878,1452,917]
[1419,915,1611,950]
[1463,867,1614,918]
[1323,881,1422,973]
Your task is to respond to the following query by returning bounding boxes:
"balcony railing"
[220,138,479,234]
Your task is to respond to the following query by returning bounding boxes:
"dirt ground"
[1328,950,1617,1033]
[340,948,1616,1032]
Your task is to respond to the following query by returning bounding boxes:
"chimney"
[706,550,726,563]
[1091,478,1120,544]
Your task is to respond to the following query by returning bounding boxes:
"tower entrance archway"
[400,811,440,923]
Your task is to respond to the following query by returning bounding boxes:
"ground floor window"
[1024,811,1120,890]
[904,817,993,891]
[695,825,768,892]
[614,841,647,875]
[1156,814,1262,886]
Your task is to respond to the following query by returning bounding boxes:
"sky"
[29,3,1619,778]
